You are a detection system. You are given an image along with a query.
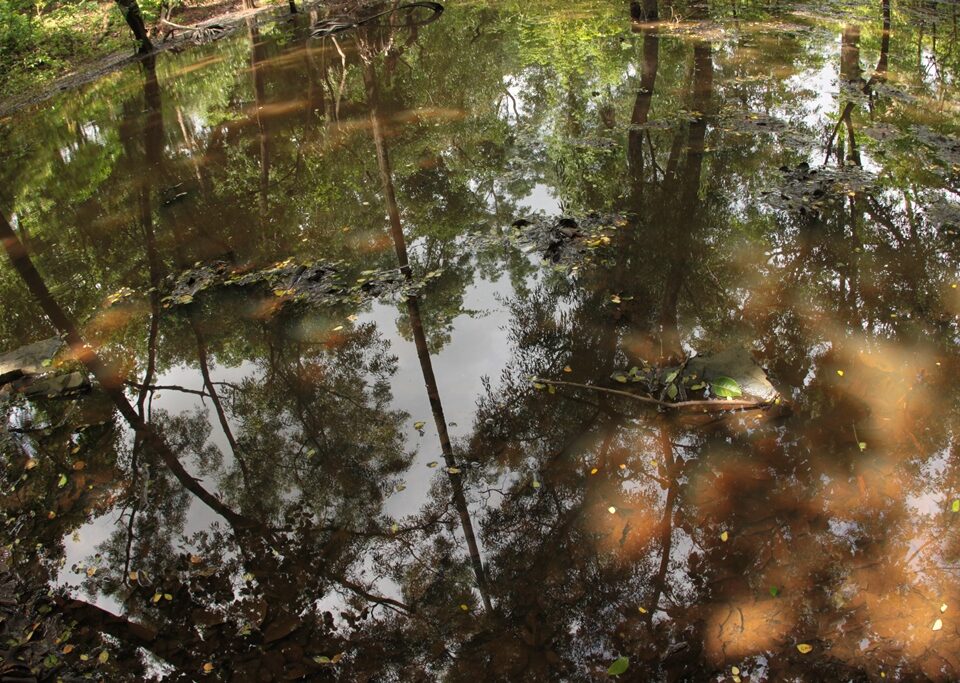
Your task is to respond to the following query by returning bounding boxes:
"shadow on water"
[3,0,960,679]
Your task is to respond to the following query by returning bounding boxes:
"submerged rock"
[0,337,90,400]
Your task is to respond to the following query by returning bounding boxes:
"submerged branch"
[535,379,773,412]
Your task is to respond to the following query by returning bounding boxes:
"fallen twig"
[534,378,773,412]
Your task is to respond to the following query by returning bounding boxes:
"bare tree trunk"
[114,0,152,52]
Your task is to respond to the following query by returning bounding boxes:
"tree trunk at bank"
[114,0,152,52]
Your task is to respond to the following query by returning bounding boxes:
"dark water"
[2,0,960,679]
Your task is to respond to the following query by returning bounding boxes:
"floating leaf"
[152,593,162,603]
[164,593,173,601]
[932,618,943,631]
[426,461,438,468]
[638,606,648,614]
[607,656,629,676]
[80,654,90,662]
[610,294,622,304]
[720,530,729,542]
[62,644,74,654]
[731,666,740,675]
[590,467,599,475]
[796,643,813,654]
[98,650,109,664]
[447,467,461,474]
[563,366,572,373]
[202,662,214,673]
[57,473,68,488]
[413,421,426,431]
[711,376,743,398]
[72,460,85,470]
[459,604,469,611]
[941,603,948,613]
[25,458,37,470]
[532,480,541,489]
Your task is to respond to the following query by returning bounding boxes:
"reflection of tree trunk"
[363,65,411,274]
[406,296,495,614]
[249,19,271,233]
[363,60,494,614]
[627,29,660,196]
[190,319,256,496]
[644,422,678,625]
[138,57,163,420]
[658,42,712,362]
[0,215,257,532]
[114,0,152,52]
[877,0,891,79]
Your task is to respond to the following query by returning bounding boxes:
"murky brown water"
[2,0,960,679]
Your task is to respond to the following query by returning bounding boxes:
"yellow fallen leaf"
[941,603,948,613]
[796,643,813,654]
[190,555,202,565]
[460,604,469,611]
[47,511,56,520]
[80,654,90,661]
[152,593,162,603]
[563,365,572,373]
[332,325,344,331]
[611,295,622,304]
[733,677,741,683]
[202,662,214,673]
[72,460,85,470]
[619,464,626,470]
[390,523,399,533]
[720,531,729,542]
[932,618,943,631]
[86,566,97,577]
[590,467,599,475]
[638,606,648,614]
[731,666,740,675]
[62,644,75,654]
[836,370,844,377]
[164,593,173,601]
[347,314,359,322]
[532,480,541,489]
[25,458,37,470]
[98,650,109,663]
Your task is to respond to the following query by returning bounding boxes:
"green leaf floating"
[607,656,629,676]
[710,376,743,398]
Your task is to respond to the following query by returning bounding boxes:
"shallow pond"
[2,0,960,679]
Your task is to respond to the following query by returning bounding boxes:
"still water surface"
[2,0,960,679]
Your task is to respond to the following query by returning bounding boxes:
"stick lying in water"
[535,378,774,412]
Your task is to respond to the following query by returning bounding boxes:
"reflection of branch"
[126,381,212,398]
[327,572,413,613]
[536,379,773,412]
